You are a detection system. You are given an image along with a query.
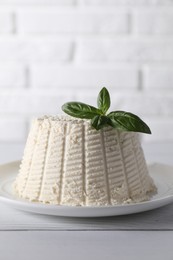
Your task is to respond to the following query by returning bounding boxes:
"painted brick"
[17,11,129,34]
[31,66,139,89]
[0,12,12,33]
[0,65,25,88]
[0,117,26,142]
[110,93,169,116]
[110,94,173,117]
[143,118,173,142]
[143,67,173,90]
[79,0,173,5]
[0,38,73,62]
[134,11,173,34]
[0,92,72,115]
[77,39,173,62]
[0,0,75,4]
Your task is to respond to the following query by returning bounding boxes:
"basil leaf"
[108,111,151,134]
[97,87,110,114]
[91,115,110,130]
[62,102,101,119]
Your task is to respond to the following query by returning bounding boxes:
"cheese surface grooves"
[13,116,157,206]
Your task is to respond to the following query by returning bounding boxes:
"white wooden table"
[0,142,173,260]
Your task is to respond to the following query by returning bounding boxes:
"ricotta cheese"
[13,115,157,206]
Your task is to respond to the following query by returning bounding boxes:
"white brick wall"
[0,117,26,142]
[144,67,173,90]
[0,64,25,87]
[79,0,173,5]
[31,65,138,89]
[134,10,173,34]
[0,38,73,62]
[0,12,13,33]
[77,39,173,62]
[17,10,129,34]
[0,0,172,144]
[0,0,75,4]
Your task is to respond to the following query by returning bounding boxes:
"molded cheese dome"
[13,116,157,206]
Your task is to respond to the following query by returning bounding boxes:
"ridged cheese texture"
[13,115,157,206]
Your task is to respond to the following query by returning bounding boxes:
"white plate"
[0,161,173,217]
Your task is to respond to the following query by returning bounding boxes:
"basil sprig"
[62,87,151,134]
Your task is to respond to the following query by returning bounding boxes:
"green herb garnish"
[62,87,151,134]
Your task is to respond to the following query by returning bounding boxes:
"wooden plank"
[0,231,172,260]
